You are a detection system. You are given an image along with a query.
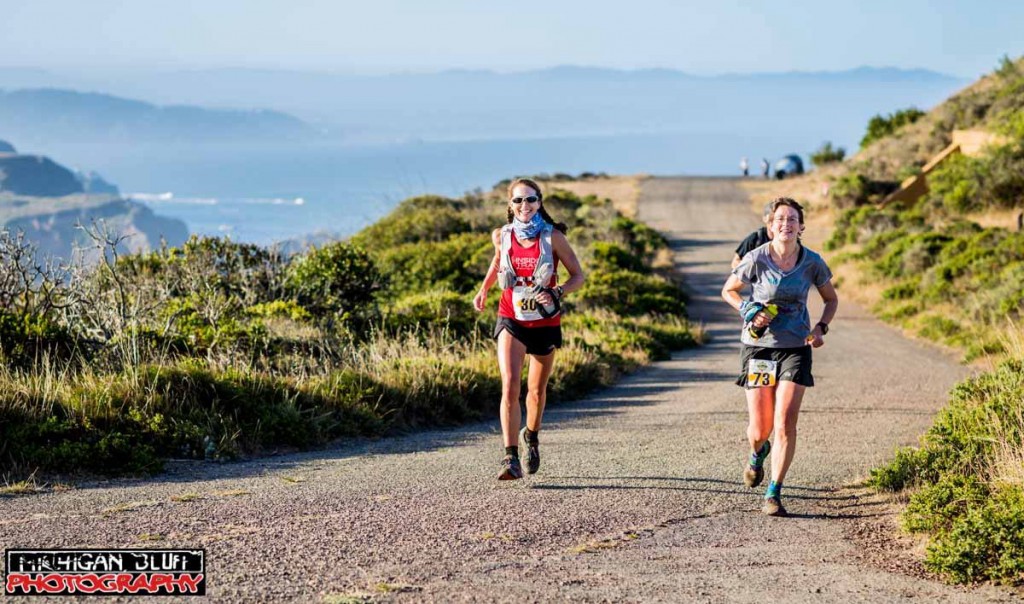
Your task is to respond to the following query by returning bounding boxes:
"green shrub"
[610,216,668,261]
[144,235,285,305]
[881,281,918,301]
[590,241,648,273]
[385,289,477,337]
[928,153,986,213]
[903,474,990,534]
[372,232,491,296]
[869,445,937,491]
[575,270,686,316]
[925,485,1024,584]
[371,357,500,427]
[285,242,384,327]
[861,107,926,149]
[810,141,846,165]
[917,316,962,343]
[246,300,312,322]
[0,312,78,368]
[349,200,473,252]
[875,232,952,278]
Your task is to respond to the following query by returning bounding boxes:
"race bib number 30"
[747,359,778,388]
[512,286,542,322]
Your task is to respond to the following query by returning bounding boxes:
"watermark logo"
[5,549,205,596]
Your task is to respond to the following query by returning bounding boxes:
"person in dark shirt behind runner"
[473,178,585,480]
[721,197,839,516]
[731,201,775,269]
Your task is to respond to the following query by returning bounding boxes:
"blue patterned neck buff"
[512,212,550,239]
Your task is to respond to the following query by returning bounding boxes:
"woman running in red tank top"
[473,178,585,480]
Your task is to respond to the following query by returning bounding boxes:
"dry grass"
[988,322,1024,487]
[989,408,1024,488]
[547,175,648,218]
[964,207,1024,230]
[212,489,251,497]
[102,500,162,516]
[0,477,42,496]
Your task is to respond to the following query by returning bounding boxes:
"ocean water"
[45,130,817,244]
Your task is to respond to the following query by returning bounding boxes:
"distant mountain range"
[0,88,316,144]
[0,66,970,147]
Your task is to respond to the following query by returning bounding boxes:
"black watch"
[816,322,829,335]
[555,285,565,299]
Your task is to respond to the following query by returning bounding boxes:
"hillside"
[0,154,82,196]
[0,193,188,260]
[851,56,1024,182]
[0,140,186,258]
[0,88,316,144]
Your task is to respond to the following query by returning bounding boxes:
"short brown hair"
[770,197,805,224]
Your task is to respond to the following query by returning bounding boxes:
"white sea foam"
[127,192,173,202]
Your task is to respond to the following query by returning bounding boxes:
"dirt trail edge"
[0,177,1013,603]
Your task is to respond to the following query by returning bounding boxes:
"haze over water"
[47,131,808,244]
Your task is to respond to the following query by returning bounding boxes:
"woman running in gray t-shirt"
[721,197,839,516]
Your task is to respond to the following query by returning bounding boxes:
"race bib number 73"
[747,359,778,388]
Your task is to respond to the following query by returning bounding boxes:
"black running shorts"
[735,344,814,389]
[493,317,563,356]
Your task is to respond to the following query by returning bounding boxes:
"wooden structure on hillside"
[880,129,1011,207]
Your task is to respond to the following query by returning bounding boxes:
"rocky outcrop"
[75,170,120,195]
[0,140,187,261]
[0,154,84,196]
[1,194,188,261]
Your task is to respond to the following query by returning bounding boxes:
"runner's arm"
[723,274,772,327]
[473,229,503,312]
[815,280,839,328]
[722,274,746,312]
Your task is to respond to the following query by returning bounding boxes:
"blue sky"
[1,0,1021,77]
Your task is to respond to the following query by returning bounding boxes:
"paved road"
[1,178,1014,602]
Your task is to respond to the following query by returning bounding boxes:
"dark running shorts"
[494,317,563,356]
[735,344,814,389]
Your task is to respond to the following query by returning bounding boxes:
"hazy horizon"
[1,1,1021,78]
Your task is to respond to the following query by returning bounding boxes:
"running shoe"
[498,455,523,480]
[763,496,787,517]
[743,440,771,488]
[520,427,540,474]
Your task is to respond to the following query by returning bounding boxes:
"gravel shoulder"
[1,177,1016,603]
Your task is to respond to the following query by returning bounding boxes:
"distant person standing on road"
[740,157,750,177]
[761,158,771,179]
[721,197,839,516]
[474,177,585,480]
[730,201,774,269]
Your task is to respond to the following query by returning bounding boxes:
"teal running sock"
[749,441,770,468]
[765,480,782,499]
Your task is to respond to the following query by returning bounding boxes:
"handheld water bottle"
[742,302,778,340]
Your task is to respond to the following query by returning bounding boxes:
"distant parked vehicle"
[773,155,805,179]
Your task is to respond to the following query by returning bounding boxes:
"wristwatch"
[555,285,565,299]
[816,321,829,335]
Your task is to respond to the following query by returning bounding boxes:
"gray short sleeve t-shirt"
[733,243,833,348]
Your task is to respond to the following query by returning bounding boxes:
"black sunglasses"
[510,195,540,205]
